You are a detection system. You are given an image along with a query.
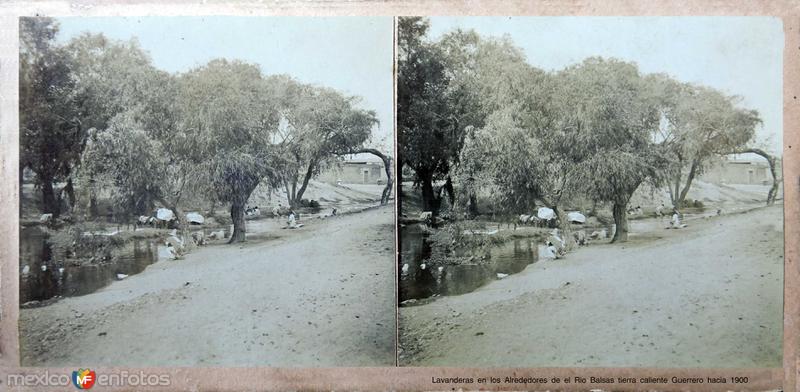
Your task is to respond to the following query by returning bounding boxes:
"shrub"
[299,199,321,209]
[47,222,122,262]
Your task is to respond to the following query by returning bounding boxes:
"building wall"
[702,161,772,185]
[317,161,385,184]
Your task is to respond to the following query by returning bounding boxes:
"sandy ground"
[399,204,784,367]
[248,180,388,216]
[20,206,396,367]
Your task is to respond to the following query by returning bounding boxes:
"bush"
[299,199,321,209]
[679,199,705,209]
[47,222,121,262]
[205,214,232,227]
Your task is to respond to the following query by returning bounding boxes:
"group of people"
[627,205,644,215]
[656,202,688,229]
[271,202,339,229]
[543,228,567,260]
[542,201,696,261]
[245,206,261,217]
[268,203,299,228]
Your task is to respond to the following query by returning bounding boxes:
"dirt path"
[21,206,396,367]
[399,205,784,367]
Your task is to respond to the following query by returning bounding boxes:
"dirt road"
[21,206,396,367]
[399,205,784,367]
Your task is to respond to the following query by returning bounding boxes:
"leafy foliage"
[71,34,179,218]
[278,83,378,206]
[652,76,762,206]
[398,18,520,212]
[19,18,83,216]
[404,18,769,243]
[21,23,380,245]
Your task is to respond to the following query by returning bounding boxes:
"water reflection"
[399,225,541,302]
[19,227,162,304]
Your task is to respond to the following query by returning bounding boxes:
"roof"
[343,152,385,163]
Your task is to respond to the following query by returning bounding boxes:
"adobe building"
[701,154,782,185]
[318,156,386,185]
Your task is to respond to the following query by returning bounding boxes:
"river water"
[19,227,166,304]
[399,224,544,302]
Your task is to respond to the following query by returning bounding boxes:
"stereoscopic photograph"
[397,16,784,367]
[18,16,395,366]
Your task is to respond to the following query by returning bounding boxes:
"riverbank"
[20,205,396,366]
[399,204,783,367]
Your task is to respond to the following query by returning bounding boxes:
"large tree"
[457,107,578,224]
[398,18,501,214]
[559,58,667,242]
[653,77,762,208]
[175,59,283,243]
[457,58,669,243]
[70,33,181,220]
[454,57,549,214]
[278,84,378,208]
[19,17,83,217]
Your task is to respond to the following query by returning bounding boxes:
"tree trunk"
[611,202,629,243]
[286,179,300,208]
[677,159,699,206]
[229,202,247,244]
[89,195,98,218]
[227,183,259,244]
[443,176,455,205]
[552,206,574,251]
[733,148,780,205]
[283,181,293,208]
[364,149,393,205]
[767,180,778,205]
[380,182,392,205]
[335,148,394,205]
[86,175,99,218]
[41,178,60,217]
[380,157,393,205]
[766,155,779,205]
[670,156,682,209]
[293,160,317,207]
[419,171,437,213]
[467,193,479,216]
[62,178,76,213]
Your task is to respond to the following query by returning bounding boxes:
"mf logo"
[72,369,96,389]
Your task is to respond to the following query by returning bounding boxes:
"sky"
[52,17,784,156]
[54,16,394,151]
[428,16,784,155]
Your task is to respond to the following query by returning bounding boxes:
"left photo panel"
[18,16,396,367]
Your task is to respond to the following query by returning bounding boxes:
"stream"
[19,226,168,304]
[399,224,544,302]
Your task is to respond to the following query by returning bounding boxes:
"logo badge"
[72,368,96,389]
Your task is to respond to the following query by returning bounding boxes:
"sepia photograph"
[397,16,784,368]
[18,16,396,367]
[0,1,797,390]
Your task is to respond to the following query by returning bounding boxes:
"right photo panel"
[396,16,784,368]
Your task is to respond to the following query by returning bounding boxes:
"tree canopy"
[654,78,762,207]
[21,20,386,244]
[278,83,378,207]
[20,17,83,216]
[401,17,772,243]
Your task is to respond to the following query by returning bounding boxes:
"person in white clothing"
[671,209,687,229]
[544,241,559,260]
